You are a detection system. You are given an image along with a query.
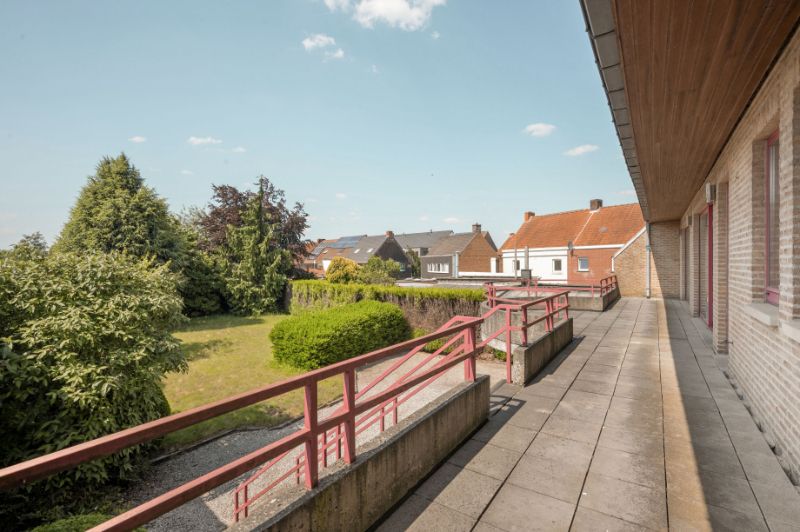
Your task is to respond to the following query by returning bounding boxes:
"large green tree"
[53,154,185,263]
[222,182,293,314]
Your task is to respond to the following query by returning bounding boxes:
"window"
[354,248,360,254]
[366,248,373,253]
[766,132,780,305]
[578,257,589,272]
[427,262,449,274]
[552,258,562,273]
[514,260,521,271]
[322,249,328,254]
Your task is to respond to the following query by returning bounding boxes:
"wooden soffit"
[581,0,800,222]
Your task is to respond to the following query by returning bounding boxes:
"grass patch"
[162,314,341,449]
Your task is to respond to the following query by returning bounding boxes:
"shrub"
[291,280,485,310]
[0,252,186,527]
[271,301,410,369]
[31,514,144,532]
[357,256,401,285]
[325,257,360,284]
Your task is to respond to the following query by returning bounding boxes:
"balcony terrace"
[378,298,800,531]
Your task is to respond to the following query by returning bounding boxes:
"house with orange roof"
[499,199,645,286]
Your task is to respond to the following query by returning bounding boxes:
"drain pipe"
[645,222,652,298]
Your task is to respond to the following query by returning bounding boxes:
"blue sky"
[0,0,635,249]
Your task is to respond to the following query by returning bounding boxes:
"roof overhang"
[580,0,800,222]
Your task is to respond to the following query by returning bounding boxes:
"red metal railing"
[485,275,617,306]
[0,291,570,531]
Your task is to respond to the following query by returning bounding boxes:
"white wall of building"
[501,248,569,283]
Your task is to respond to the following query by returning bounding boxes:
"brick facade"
[612,231,646,297]
[675,28,800,480]
[459,233,497,272]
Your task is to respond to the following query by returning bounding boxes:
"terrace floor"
[378,298,800,531]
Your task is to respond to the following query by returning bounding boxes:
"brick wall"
[677,27,800,480]
[567,248,616,284]
[613,231,646,296]
[459,234,496,272]
[650,221,681,298]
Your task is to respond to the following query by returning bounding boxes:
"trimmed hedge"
[289,280,484,331]
[290,280,484,308]
[270,301,411,369]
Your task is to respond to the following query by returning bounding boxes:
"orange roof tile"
[500,203,644,250]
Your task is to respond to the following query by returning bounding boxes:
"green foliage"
[357,256,401,285]
[9,232,48,260]
[270,301,410,369]
[31,513,144,532]
[53,154,186,266]
[325,256,360,284]
[291,280,485,311]
[406,249,421,278]
[0,252,186,526]
[221,182,292,314]
[412,328,457,354]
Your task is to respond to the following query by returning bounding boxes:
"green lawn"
[162,314,341,449]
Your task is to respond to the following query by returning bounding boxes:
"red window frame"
[765,131,779,306]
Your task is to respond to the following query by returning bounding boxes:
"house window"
[766,132,780,305]
[552,259,562,273]
[578,257,589,272]
[354,249,361,254]
[427,262,449,274]
[322,249,328,254]
[367,248,373,253]
[514,260,521,271]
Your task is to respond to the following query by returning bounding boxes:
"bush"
[0,252,186,527]
[357,256,401,285]
[271,301,411,369]
[325,257,360,284]
[291,280,485,310]
[31,513,144,532]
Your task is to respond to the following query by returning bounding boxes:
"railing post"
[564,294,570,320]
[393,397,398,425]
[234,490,240,522]
[303,382,318,489]
[545,298,554,332]
[243,485,249,518]
[342,369,357,464]
[521,306,528,346]
[463,327,476,382]
[505,308,512,383]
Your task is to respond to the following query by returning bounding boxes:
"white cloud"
[180,169,194,175]
[335,192,347,199]
[371,64,379,74]
[187,136,222,146]
[617,189,637,197]
[443,216,459,224]
[325,48,345,59]
[523,123,556,137]
[232,146,247,153]
[128,135,147,143]
[302,33,336,51]
[431,30,440,39]
[419,214,430,222]
[324,0,351,10]
[354,0,446,31]
[564,144,599,156]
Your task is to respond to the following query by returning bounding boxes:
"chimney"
[524,211,535,221]
[472,223,482,234]
[385,230,394,238]
[590,199,603,211]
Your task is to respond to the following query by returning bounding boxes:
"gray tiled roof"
[342,235,389,263]
[394,230,454,250]
[426,232,478,256]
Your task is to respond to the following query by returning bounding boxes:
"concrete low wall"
[235,375,490,531]
[511,319,574,385]
[479,302,547,346]
[565,286,620,311]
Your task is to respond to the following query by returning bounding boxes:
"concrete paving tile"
[506,453,587,504]
[604,406,663,435]
[664,437,745,479]
[578,472,667,530]
[667,493,768,532]
[416,463,503,519]
[589,445,665,491]
[447,439,521,481]
[473,418,537,453]
[597,426,663,459]
[569,378,616,396]
[665,464,761,516]
[570,506,648,532]
[609,395,662,418]
[750,478,800,530]
[516,394,561,414]
[576,369,618,385]
[540,411,603,445]
[613,381,662,402]
[377,493,476,532]
[496,404,551,431]
[553,398,609,422]
[472,521,506,532]
[525,433,594,470]
[516,382,568,400]
[481,483,574,532]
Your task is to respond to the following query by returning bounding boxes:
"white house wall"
[501,248,569,283]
